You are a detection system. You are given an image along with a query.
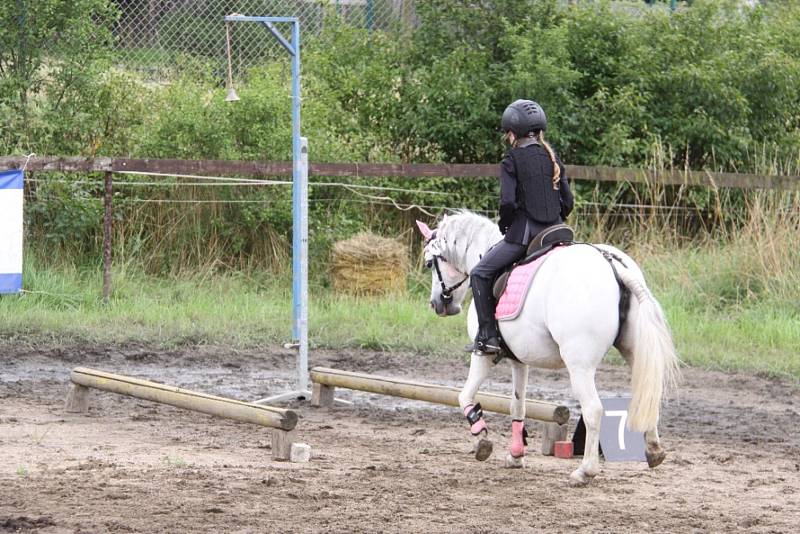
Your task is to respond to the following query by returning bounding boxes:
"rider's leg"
[469,240,526,353]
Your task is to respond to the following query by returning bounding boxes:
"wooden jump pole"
[65,367,300,460]
[309,367,570,425]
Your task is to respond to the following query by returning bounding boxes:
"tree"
[0,0,117,138]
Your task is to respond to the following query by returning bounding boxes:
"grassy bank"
[0,246,797,381]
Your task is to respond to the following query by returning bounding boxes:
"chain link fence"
[113,1,415,80]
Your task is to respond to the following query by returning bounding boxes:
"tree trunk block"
[541,422,568,456]
[64,383,90,413]
[271,429,297,461]
[311,383,335,408]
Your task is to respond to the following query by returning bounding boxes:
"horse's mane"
[437,210,500,272]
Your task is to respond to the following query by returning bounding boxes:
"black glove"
[499,205,514,235]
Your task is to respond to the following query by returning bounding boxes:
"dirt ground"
[0,342,798,533]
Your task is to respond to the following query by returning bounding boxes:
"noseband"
[429,255,469,304]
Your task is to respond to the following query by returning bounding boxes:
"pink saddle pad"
[495,248,562,321]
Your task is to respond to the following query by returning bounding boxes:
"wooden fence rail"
[1,155,798,190]
[1,154,796,300]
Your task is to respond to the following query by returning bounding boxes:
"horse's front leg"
[458,352,494,461]
[506,360,529,468]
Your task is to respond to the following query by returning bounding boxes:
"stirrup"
[464,340,501,354]
[477,337,502,355]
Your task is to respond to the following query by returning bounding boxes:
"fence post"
[102,171,113,304]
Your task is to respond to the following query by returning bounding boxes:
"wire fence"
[113,0,415,80]
[110,1,685,81]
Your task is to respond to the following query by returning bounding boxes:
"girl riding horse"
[470,99,574,355]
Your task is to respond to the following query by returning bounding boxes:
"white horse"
[417,211,679,486]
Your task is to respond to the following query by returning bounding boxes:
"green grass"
[0,260,467,351]
[1,248,798,381]
[661,294,799,379]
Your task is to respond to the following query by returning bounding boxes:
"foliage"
[2,0,800,275]
[0,0,118,147]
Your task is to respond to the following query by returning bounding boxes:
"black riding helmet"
[501,99,547,137]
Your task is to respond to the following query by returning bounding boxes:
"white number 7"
[605,410,628,450]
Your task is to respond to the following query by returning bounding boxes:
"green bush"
[4,0,800,274]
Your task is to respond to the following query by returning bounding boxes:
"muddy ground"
[0,342,798,533]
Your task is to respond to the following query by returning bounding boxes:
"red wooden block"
[554,440,574,459]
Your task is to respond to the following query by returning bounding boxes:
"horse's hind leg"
[645,426,666,468]
[458,352,494,461]
[618,347,666,468]
[505,360,529,468]
[565,364,603,486]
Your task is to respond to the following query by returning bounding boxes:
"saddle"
[493,224,574,299]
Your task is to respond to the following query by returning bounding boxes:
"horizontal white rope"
[31,174,448,195]
[115,169,287,184]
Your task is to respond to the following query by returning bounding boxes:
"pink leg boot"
[464,404,487,436]
[510,420,528,458]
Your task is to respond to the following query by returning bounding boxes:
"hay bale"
[331,232,408,295]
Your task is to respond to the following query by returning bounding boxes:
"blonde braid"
[538,131,562,190]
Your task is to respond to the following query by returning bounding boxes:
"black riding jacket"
[498,143,574,244]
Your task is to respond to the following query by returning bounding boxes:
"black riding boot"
[470,273,502,354]
[468,239,527,354]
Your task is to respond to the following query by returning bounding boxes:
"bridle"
[425,232,469,304]
[429,256,468,303]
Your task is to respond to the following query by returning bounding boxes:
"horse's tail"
[615,266,680,432]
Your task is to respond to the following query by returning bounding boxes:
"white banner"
[0,169,24,294]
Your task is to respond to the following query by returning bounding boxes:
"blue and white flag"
[0,169,24,294]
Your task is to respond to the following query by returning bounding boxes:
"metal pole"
[102,171,113,304]
[366,0,374,32]
[222,15,310,403]
[291,22,301,343]
[292,20,309,395]
[298,136,309,394]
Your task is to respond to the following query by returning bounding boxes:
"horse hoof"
[646,450,667,468]
[569,469,592,487]
[505,453,525,469]
[474,439,493,462]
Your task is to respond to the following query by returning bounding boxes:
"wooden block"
[554,440,574,459]
[311,383,335,408]
[541,422,568,456]
[64,383,90,413]
[271,429,297,461]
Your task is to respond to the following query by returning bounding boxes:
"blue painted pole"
[224,15,309,401]
[366,0,374,32]
[291,20,301,342]
[291,20,309,393]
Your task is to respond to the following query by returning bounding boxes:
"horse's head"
[416,217,470,317]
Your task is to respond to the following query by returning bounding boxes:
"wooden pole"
[102,171,113,304]
[0,156,797,191]
[69,367,298,431]
[310,367,570,424]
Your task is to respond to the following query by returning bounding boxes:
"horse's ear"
[415,220,433,240]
